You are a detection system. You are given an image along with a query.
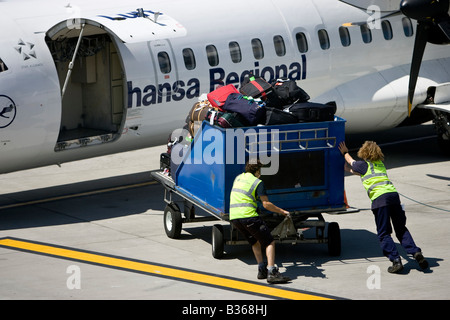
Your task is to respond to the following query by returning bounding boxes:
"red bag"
[207,84,239,110]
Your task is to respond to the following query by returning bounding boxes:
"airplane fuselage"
[1,0,449,174]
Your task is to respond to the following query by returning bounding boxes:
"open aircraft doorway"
[46,21,126,152]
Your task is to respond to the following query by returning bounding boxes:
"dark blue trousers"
[372,204,421,261]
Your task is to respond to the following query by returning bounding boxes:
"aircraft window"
[295,32,308,53]
[273,35,286,57]
[229,41,242,63]
[0,58,7,72]
[318,29,330,50]
[339,27,351,47]
[158,52,172,74]
[251,38,264,60]
[382,20,393,40]
[183,48,196,70]
[360,24,372,43]
[402,17,414,37]
[206,45,219,66]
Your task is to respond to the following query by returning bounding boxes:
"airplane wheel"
[434,110,450,156]
[327,222,341,256]
[164,203,182,239]
[212,224,224,259]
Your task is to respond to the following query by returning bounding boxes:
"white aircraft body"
[0,0,449,174]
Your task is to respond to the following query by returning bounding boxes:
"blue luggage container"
[152,117,356,258]
[173,117,346,217]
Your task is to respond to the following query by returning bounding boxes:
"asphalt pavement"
[1,122,449,302]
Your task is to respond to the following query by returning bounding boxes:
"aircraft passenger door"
[148,40,179,99]
[110,42,124,126]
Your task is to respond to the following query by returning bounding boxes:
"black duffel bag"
[266,78,310,109]
[286,101,336,122]
[265,107,298,125]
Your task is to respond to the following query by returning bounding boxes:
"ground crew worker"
[338,141,429,273]
[230,160,291,284]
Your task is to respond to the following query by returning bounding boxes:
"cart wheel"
[327,222,341,256]
[212,224,224,259]
[164,203,182,239]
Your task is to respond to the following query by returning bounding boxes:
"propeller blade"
[401,0,449,20]
[407,22,429,116]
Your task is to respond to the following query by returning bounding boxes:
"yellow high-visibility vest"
[229,173,262,220]
[361,160,397,201]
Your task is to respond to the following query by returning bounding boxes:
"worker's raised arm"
[338,141,362,176]
[338,142,354,164]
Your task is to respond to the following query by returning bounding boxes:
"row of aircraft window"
[158,17,415,74]
[0,18,415,75]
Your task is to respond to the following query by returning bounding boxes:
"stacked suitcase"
[201,75,336,130]
[162,75,337,173]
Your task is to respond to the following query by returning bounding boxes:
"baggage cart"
[151,117,358,259]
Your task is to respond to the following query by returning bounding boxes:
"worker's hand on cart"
[338,141,348,155]
[261,196,291,218]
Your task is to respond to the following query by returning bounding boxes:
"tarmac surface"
[1,122,449,302]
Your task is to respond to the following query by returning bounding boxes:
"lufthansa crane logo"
[0,95,17,128]
[15,39,37,61]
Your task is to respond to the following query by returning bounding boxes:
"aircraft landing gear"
[433,110,450,156]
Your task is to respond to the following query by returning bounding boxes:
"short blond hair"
[357,141,384,162]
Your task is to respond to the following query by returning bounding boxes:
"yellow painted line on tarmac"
[0,237,334,300]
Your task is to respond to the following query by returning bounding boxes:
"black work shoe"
[414,252,429,270]
[257,267,268,280]
[267,267,291,284]
[388,258,404,274]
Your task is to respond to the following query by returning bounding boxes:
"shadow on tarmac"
[182,222,443,281]
[0,176,166,230]
[1,123,448,235]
